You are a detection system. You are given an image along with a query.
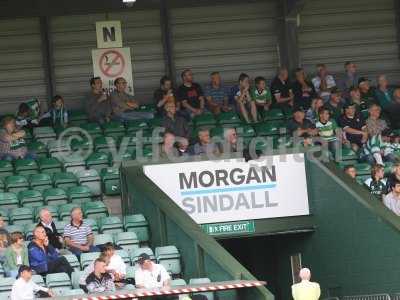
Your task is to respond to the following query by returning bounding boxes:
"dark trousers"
[47,256,73,277]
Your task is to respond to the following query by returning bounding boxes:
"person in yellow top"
[292,268,321,300]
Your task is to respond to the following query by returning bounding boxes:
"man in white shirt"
[384,179,400,216]
[312,63,336,102]
[291,267,320,300]
[102,243,126,281]
[135,253,171,289]
[10,265,54,300]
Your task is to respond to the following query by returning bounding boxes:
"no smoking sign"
[92,47,134,95]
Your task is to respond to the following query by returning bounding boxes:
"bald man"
[38,208,62,249]
[291,268,321,300]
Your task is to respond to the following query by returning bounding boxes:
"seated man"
[10,265,54,300]
[177,69,205,120]
[0,116,31,160]
[271,67,294,115]
[383,179,400,216]
[387,162,400,193]
[312,63,336,102]
[79,253,109,292]
[323,88,343,123]
[135,253,171,289]
[63,207,99,257]
[159,132,179,160]
[154,76,176,117]
[28,226,73,276]
[358,77,378,108]
[339,103,367,151]
[235,73,258,123]
[86,258,116,294]
[190,128,220,156]
[110,77,153,121]
[204,71,230,114]
[364,164,387,197]
[222,128,239,153]
[85,77,111,124]
[286,108,318,138]
[38,208,63,250]
[383,87,400,129]
[315,107,340,154]
[162,101,190,139]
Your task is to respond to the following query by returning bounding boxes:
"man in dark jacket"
[86,258,115,293]
[28,226,72,276]
[37,208,62,249]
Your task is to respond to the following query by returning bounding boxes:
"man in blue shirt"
[204,72,230,115]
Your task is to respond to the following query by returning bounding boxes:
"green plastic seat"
[5,224,24,235]
[54,220,68,234]
[217,111,241,125]
[63,254,80,270]
[0,192,19,209]
[24,222,37,240]
[116,249,131,265]
[56,289,85,297]
[32,274,45,286]
[155,245,181,275]
[33,126,57,145]
[35,205,59,221]
[0,208,10,225]
[82,201,108,219]
[53,172,78,190]
[171,279,187,286]
[14,158,39,176]
[141,129,162,145]
[355,163,372,176]
[124,214,149,243]
[93,233,113,246]
[80,252,101,269]
[100,167,120,196]
[70,137,93,153]
[0,160,14,179]
[58,203,78,221]
[76,169,101,198]
[125,120,149,134]
[29,173,53,192]
[139,104,156,113]
[210,127,224,139]
[27,141,48,159]
[67,186,93,204]
[264,108,284,121]
[48,139,71,158]
[254,121,285,136]
[60,154,86,175]
[339,147,358,161]
[5,175,29,193]
[43,188,68,206]
[45,272,71,289]
[94,136,116,154]
[110,150,133,167]
[84,218,99,234]
[115,231,139,254]
[98,216,123,234]
[18,190,44,207]
[102,121,126,139]
[86,152,110,173]
[193,113,216,127]
[9,207,33,225]
[69,110,88,125]
[237,124,256,137]
[80,123,103,139]
[38,157,62,175]
[0,277,16,294]
[0,179,4,193]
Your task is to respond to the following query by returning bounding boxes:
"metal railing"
[343,294,391,300]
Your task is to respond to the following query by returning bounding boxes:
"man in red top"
[177,69,205,120]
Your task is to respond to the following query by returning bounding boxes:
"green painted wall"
[276,159,400,299]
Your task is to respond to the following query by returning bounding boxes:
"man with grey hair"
[222,128,239,153]
[37,208,63,250]
[291,267,321,300]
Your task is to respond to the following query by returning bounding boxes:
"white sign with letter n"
[96,21,123,48]
[144,154,310,224]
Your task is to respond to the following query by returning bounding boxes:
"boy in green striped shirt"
[250,76,272,120]
[316,107,340,154]
[360,134,397,165]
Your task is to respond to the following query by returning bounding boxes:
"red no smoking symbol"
[99,50,126,78]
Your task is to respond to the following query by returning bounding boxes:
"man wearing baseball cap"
[10,265,54,300]
[134,253,171,290]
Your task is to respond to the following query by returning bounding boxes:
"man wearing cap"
[358,77,378,108]
[10,265,54,300]
[286,108,318,138]
[135,253,171,289]
[291,267,320,300]
[339,102,368,151]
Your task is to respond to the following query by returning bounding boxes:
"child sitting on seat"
[0,116,31,160]
[235,73,258,124]
[16,102,39,130]
[364,164,387,198]
[40,95,69,128]
[250,76,272,120]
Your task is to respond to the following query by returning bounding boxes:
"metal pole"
[159,0,176,81]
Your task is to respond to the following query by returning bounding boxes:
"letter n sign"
[96,21,123,49]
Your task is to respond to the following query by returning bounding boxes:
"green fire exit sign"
[202,220,255,236]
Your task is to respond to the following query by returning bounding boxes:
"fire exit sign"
[202,220,255,236]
